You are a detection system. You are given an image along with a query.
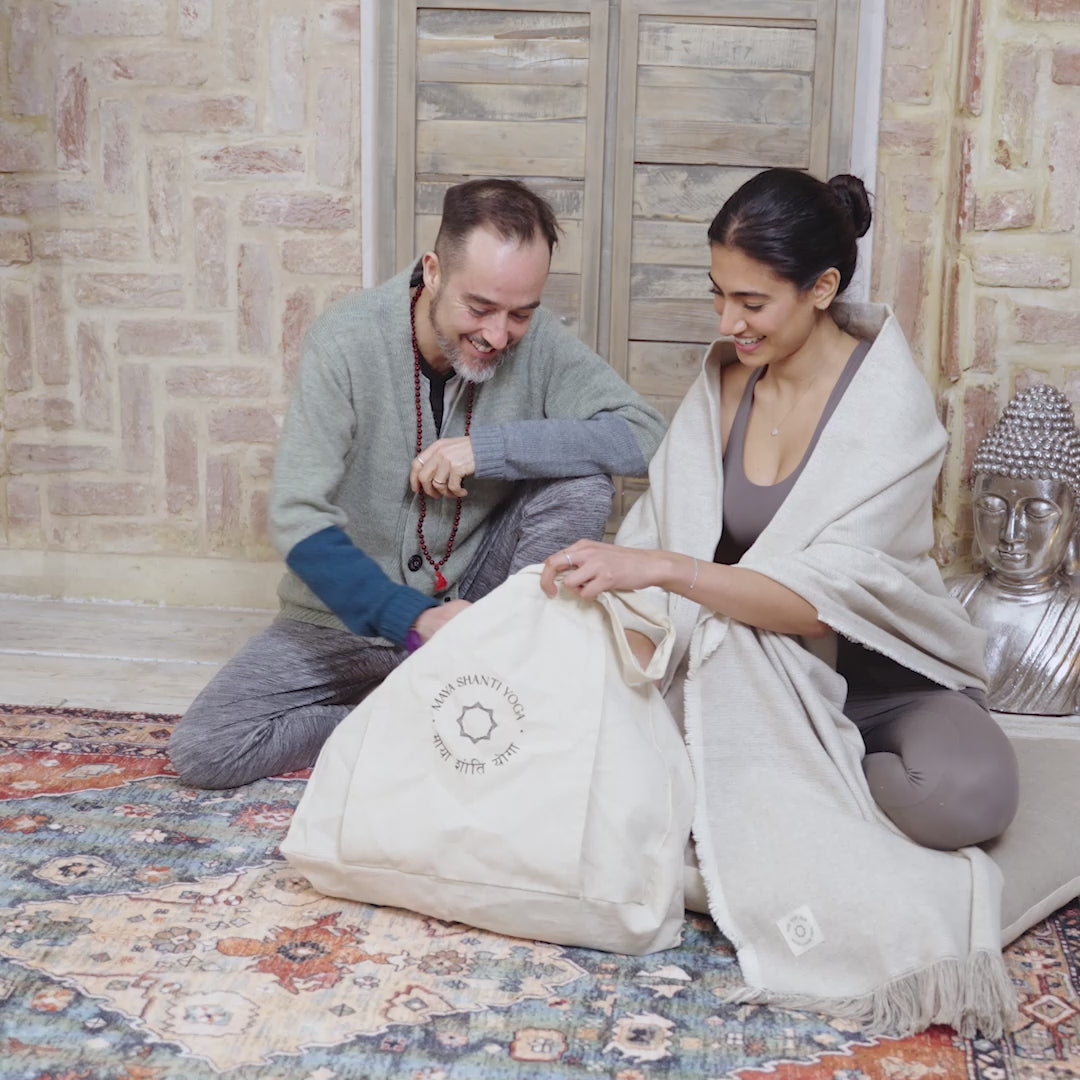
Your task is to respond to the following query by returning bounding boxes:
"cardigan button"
[407,554,423,572]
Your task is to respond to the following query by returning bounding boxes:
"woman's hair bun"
[828,174,872,239]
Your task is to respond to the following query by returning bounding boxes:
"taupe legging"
[845,686,1019,851]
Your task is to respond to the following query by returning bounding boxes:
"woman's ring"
[433,478,446,487]
[416,454,426,466]
[564,552,574,568]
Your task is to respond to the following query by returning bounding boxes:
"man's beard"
[429,292,507,385]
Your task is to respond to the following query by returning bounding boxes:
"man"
[169,178,667,788]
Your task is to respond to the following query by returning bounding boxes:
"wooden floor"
[0,595,272,714]
[2,593,1077,741]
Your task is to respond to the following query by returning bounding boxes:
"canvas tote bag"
[281,565,695,955]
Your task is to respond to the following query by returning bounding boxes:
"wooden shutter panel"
[395,1,610,346]
[608,0,858,518]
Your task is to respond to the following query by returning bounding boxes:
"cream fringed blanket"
[616,302,1016,1038]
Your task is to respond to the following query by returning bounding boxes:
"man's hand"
[410,437,476,499]
[412,599,471,643]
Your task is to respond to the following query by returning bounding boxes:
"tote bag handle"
[592,586,676,687]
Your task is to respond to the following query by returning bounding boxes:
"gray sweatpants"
[169,474,614,789]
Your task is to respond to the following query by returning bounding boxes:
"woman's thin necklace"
[410,282,475,592]
[762,371,820,436]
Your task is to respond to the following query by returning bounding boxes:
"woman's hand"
[540,541,668,600]
[541,541,828,638]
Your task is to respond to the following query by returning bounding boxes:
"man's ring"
[564,552,574,568]
[416,454,425,466]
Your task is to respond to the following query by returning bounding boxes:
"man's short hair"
[434,178,560,268]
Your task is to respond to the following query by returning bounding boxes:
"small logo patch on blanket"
[778,905,825,957]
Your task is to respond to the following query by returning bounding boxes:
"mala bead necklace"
[410,282,475,592]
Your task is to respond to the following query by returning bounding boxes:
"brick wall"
[2,0,1079,603]
[873,0,1080,566]
[0,0,361,603]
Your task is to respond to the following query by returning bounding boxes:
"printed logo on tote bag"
[430,672,527,776]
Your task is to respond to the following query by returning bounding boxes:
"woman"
[541,168,1019,1035]
[544,167,1017,851]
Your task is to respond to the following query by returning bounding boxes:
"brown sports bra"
[714,340,871,565]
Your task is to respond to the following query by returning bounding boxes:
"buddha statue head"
[970,384,1080,593]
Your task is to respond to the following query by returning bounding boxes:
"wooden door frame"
[850,0,885,302]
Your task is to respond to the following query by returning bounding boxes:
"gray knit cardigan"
[269,264,667,636]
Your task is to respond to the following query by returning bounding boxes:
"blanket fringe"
[721,949,1018,1039]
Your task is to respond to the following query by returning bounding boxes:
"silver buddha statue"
[947,383,1080,715]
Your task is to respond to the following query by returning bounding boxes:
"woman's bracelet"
[689,556,699,592]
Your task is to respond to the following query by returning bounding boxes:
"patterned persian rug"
[1,705,1078,1080]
